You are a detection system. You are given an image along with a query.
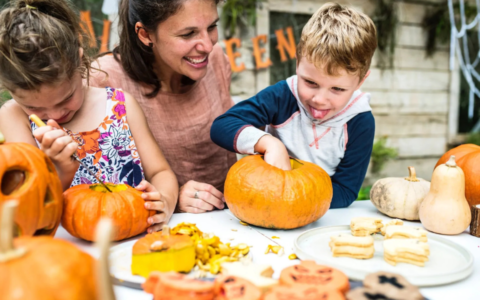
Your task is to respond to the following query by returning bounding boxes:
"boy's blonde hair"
[296,2,377,79]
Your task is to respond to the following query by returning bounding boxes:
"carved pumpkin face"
[279,261,349,294]
[264,286,346,300]
[214,275,262,300]
[0,141,63,236]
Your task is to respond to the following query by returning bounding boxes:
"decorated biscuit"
[350,217,383,236]
[264,285,346,300]
[214,275,262,300]
[220,261,278,292]
[279,260,349,293]
[142,272,215,300]
[329,234,374,259]
[383,239,430,267]
[380,219,404,236]
[384,225,428,242]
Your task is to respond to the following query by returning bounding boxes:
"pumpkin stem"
[446,155,457,167]
[405,166,420,182]
[95,218,116,300]
[0,130,4,144]
[0,200,26,262]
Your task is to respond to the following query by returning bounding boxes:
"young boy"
[211,3,377,208]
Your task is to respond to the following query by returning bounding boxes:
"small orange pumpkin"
[62,183,154,241]
[0,131,63,236]
[0,200,96,300]
[435,144,480,206]
[224,155,332,229]
[279,260,349,294]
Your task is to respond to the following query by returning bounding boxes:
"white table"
[55,201,480,300]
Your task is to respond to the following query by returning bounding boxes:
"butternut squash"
[419,156,471,235]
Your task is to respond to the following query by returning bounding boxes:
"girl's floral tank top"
[30,87,145,187]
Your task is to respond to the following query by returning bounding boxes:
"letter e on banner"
[224,38,246,73]
[252,34,272,70]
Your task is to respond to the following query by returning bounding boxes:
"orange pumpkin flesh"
[0,201,96,300]
[279,260,349,294]
[62,183,154,241]
[225,155,332,229]
[0,136,63,236]
[435,144,480,206]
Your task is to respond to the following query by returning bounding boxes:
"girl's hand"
[136,180,171,233]
[32,119,78,170]
[178,180,225,213]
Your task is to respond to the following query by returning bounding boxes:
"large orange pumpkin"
[62,183,154,241]
[0,131,63,236]
[435,144,480,206]
[224,155,332,229]
[0,200,97,300]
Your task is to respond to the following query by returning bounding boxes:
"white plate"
[109,241,145,287]
[294,225,474,287]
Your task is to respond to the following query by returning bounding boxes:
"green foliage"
[466,132,480,145]
[371,0,397,68]
[0,90,10,106]
[221,0,263,39]
[356,185,372,201]
[371,137,398,174]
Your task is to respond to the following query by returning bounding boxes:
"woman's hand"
[136,180,171,233]
[178,180,225,213]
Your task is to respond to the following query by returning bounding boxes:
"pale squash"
[419,156,471,235]
[370,167,430,220]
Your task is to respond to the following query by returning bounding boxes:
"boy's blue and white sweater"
[211,75,375,208]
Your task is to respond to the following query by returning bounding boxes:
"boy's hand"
[33,119,78,169]
[136,180,170,233]
[255,135,292,171]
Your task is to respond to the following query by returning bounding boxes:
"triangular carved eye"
[44,187,54,206]
[1,170,26,195]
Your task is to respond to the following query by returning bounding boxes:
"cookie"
[380,219,404,236]
[329,234,374,259]
[279,260,349,294]
[350,217,383,236]
[384,225,428,242]
[220,261,278,292]
[142,272,215,300]
[214,275,262,300]
[363,271,424,300]
[264,285,346,300]
[383,239,430,267]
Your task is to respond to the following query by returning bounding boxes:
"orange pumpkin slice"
[132,229,196,278]
[279,260,349,294]
[143,272,215,300]
[264,285,346,300]
[214,275,262,300]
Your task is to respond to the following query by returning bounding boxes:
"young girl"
[0,0,178,233]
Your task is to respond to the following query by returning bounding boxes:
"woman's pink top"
[89,45,237,191]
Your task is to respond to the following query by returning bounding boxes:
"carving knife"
[29,114,112,192]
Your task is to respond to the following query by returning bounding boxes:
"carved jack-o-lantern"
[214,275,262,300]
[0,132,63,236]
[279,260,350,294]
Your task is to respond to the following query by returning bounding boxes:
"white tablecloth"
[55,201,480,300]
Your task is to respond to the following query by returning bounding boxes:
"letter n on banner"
[80,11,98,48]
[252,34,272,70]
[275,27,296,62]
[224,38,246,73]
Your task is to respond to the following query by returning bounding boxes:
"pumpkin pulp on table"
[0,130,63,237]
[62,183,154,241]
[132,226,196,277]
[225,155,332,229]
